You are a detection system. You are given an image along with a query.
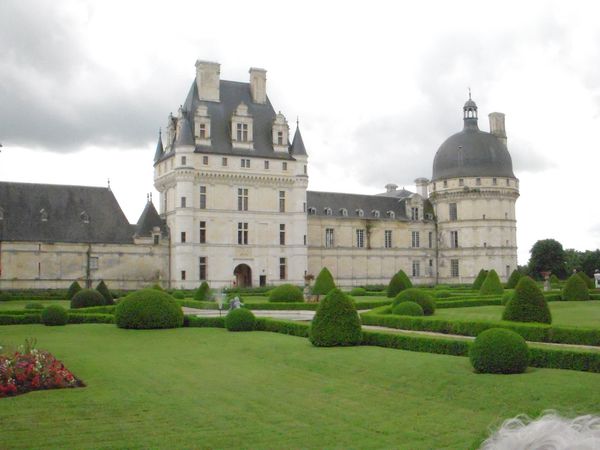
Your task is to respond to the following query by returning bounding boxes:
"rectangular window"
[199,221,206,244]
[356,229,365,248]
[181,270,186,281]
[238,188,249,211]
[303,202,306,213]
[181,197,187,208]
[282,162,288,171]
[202,155,208,165]
[459,178,464,186]
[443,180,448,188]
[303,235,307,246]
[449,203,457,221]
[428,231,433,249]
[450,259,459,277]
[237,222,248,245]
[279,257,286,280]
[412,261,420,277]
[181,232,186,243]
[384,230,392,249]
[411,207,419,221]
[450,230,459,248]
[241,158,250,168]
[325,228,335,248]
[181,156,186,165]
[279,191,286,213]
[222,157,228,167]
[493,177,497,185]
[277,131,283,145]
[153,235,160,245]
[199,123,206,138]
[506,178,510,186]
[236,123,249,142]
[89,257,99,270]
[279,224,285,245]
[264,160,269,169]
[476,177,481,186]
[199,257,207,280]
[199,186,206,209]
[411,231,420,248]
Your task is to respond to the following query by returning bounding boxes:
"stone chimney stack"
[385,183,398,193]
[249,67,267,104]
[414,178,429,198]
[489,112,507,147]
[195,60,220,102]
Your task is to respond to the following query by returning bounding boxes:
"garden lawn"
[1,325,599,449]
[435,301,600,328]
[0,300,71,311]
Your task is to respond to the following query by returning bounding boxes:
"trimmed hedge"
[562,273,590,301]
[96,280,114,305]
[255,318,310,337]
[434,290,451,299]
[185,316,225,328]
[67,281,82,300]
[505,270,522,289]
[479,269,504,295]
[503,276,552,324]
[501,291,514,305]
[268,284,304,303]
[436,298,502,309]
[71,289,106,309]
[72,305,116,314]
[312,267,336,296]
[115,289,183,329]
[25,302,44,310]
[194,281,211,301]
[469,328,529,374]
[349,287,367,296]
[0,312,114,325]
[472,269,488,290]
[41,305,69,326]
[67,313,115,324]
[225,308,256,331]
[361,330,470,356]
[392,288,435,316]
[172,291,185,299]
[387,270,412,298]
[392,301,424,316]
[309,288,362,347]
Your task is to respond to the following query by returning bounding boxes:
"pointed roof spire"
[290,122,308,156]
[175,113,194,147]
[134,199,165,237]
[153,128,164,163]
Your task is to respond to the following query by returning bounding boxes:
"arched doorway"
[233,264,252,288]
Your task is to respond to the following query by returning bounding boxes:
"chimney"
[489,112,507,147]
[195,60,220,102]
[414,178,429,198]
[249,67,267,104]
[385,183,398,193]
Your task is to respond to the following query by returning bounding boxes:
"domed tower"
[428,95,519,284]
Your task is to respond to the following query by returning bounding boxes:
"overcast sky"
[1,0,600,265]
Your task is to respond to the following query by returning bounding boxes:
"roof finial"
[146,193,149,203]
[468,87,471,100]
[107,178,111,190]
[296,116,300,127]
[150,192,153,202]
[159,128,162,137]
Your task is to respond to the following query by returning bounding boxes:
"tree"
[527,239,566,279]
[564,248,583,275]
[581,250,600,278]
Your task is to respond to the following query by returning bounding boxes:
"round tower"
[428,96,519,284]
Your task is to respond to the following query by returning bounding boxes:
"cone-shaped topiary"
[562,273,590,301]
[501,291,514,306]
[392,288,436,316]
[386,270,412,298]
[392,301,424,316]
[472,269,488,290]
[67,281,82,300]
[41,305,69,326]
[502,276,552,324]
[312,267,336,296]
[479,269,504,295]
[71,288,106,309]
[549,274,560,288]
[225,308,256,331]
[115,289,183,329]
[309,288,362,347]
[577,271,595,289]
[194,281,211,301]
[95,280,114,305]
[505,270,522,289]
[469,328,529,374]
[269,284,304,302]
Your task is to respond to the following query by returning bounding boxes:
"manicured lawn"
[0,300,71,311]
[1,325,599,449]
[435,301,600,328]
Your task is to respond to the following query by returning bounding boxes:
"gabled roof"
[306,191,408,219]
[134,201,167,237]
[290,126,308,156]
[0,182,134,244]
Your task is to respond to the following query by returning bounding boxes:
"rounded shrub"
[577,271,595,289]
[224,308,256,331]
[115,289,183,329]
[505,269,522,289]
[41,305,69,326]
[194,281,211,301]
[71,288,106,309]
[387,270,412,298]
[172,291,185,299]
[479,269,504,295]
[151,283,164,291]
[472,269,488,290]
[469,328,529,374]
[393,288,436,316]
[268,284,304,302]
[25,302,44,310]
[562,273,590,301]
[312,267,336,296]
[502,276,552,324]
[66,281,82,300]
[392,301,424,316]
[95,280,114,305]
[309,288,362,347]
[350,287,367,297]
[434,290,451,299]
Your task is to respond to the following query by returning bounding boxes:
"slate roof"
[0,182,134,244]
[306,191,408,219]
[290,126,308,156]
[134,201,167,237]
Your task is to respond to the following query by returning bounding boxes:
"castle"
[0,60,518,289]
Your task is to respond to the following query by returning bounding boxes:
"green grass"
[435,301,600,328]
[1,325,599,449]
[0,300,71,310]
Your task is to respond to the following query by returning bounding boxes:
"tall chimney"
[249,67,267,104]
[195,60,220,102]
[489,112,507,147]
[414,178,429,198]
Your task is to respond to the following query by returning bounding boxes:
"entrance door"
[234,264,252,288]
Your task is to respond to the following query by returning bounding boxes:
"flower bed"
[0,342,83,397]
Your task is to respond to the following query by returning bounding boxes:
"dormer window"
[340,208,348,217]
[0,207,3,220]
[277,131,283,145]
[236,123,248,141]
[194,104,211,145]
[372,210,380,218]
[199,124,207,138]
[80,211,90,224]
[386,210,395,219]
[232,102,253,149]
[272,111,289,152]
[356,209,364,217]
[40,208,48,222]
[324,207,332,216]
[308,207,317,215]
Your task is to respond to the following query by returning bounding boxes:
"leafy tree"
[527,239,566,279]
[581,250,600,278]
[564,248,583,274]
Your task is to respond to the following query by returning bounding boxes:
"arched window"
[356,209,364,217]
[339,208,348,217]
[324,207,332,216]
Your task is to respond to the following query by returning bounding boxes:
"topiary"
[268,284,304,302]
[25,302,44,310]
[349,287,367,297]
[549,274,561,288]
[577,271,595,289]
[67,281,82,300]
[392,288,436,316]
[386,270,412,298]
[115,289,183,329]
[95,280,114,305]
[472,269,488,290]
[224,308,256,331]
[562,273,590,301]
[41,305,69,326]
[392,301,424,316]
[505,270,522,289]
[312,267,336,297]
[502,276,552,324]
[309,288,362,347]
[194,281,210,301]
[70,288,106,309]
[434,290,451,299]
[479,269,504,295]
[151,283,164,291]
[501,291,514,306]
[172,291,185,299]
[469,328,529,374]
